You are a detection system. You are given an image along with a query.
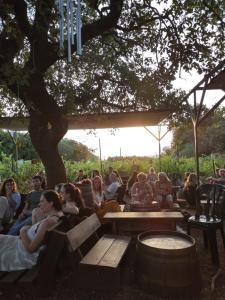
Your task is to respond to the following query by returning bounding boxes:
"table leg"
[208,229,219,265]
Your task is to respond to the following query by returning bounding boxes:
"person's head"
[92,169,100,177]
[61,183,85,208]
[108,166,113,174]
[149,167,155,173]
[92,176,103,193]
[219,169,225,178]
[39,190,62,213]
[130,171,138,179]
[186,173,197,186]
[184,172,190,182]
[0,178,17,196]
[137,172,147,184]
[109,172,117,183]
[32,175,42,191]
[158,172,170,183]
[78,170,84,177]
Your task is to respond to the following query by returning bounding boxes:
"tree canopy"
[170,107,225,157]
[0,130,96,161]
[0,0,225,186]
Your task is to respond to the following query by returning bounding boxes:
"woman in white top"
[131,172,153,205]
[0,190,63,271]
[92,176,104,207]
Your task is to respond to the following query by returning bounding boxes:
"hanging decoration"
[57,0,82,62]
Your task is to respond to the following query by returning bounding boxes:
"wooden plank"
[66,213,101,251]
[80,235,115,266]
[0,272,7,280]
[0,111,170,131]
[98,235,131,268]
[18,267,39,283]
[81,234,131,268]
[0,270,27,283]
[103,211,183,221]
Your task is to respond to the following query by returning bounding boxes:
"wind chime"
[56,0,82,62]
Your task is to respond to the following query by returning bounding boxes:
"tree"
[0,1,225,186]
[58,138,97,161]
[171,107,225,157]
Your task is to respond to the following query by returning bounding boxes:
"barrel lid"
[138,230,195,251]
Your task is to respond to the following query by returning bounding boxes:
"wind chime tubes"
[57,0,82,62]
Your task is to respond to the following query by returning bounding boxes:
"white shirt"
[104,182,120,200]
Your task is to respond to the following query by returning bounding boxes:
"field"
[1,153,225,192]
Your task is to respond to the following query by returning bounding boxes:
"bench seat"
[66,214,131,291]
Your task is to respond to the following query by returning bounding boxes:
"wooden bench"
[0,218,70,298]
[64,213,131,291]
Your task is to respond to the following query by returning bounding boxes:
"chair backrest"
[66,213,101,252]
[196,183,225,219]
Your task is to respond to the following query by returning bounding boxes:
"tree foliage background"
[0,130,96,161]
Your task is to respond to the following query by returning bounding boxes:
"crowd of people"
[0,166,225,271]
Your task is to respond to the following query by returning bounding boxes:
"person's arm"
[6,191,18,209]
[62,202,79,215]
[155,181,160,194]
[20,217,57,253]
[146,183,153,199]
[131,183,138,198]
[166,182,172,194]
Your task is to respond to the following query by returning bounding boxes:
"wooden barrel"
[75,183,95,209]
[136,230,201,298]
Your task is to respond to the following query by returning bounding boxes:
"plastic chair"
[187,183,225,265]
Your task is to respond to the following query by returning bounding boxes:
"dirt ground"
[2,219,225,300]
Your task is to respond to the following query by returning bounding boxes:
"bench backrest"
[66,213,101,252]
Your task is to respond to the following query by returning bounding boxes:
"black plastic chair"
[187,183,225,265]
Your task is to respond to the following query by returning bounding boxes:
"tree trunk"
[23,74,69,188]
[28,110,68,188]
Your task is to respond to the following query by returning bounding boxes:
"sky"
[65,70,224,159]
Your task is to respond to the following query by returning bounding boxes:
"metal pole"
[193,122,200,185]
[98,138,103,175]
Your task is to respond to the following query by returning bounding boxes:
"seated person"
[155,172,173,209]
[104,172,121,200]
[126,171,138,197]
[8,176,43,235]
[92,176,104,208]
[103,166,114,186]
[0,190,63,271]
[0,178,21,231]
[183,173,197,207]
[131,172,153,205]
[212,169,225,185]
[60,183,80,214]
[147,167,157,183]
[73,170,85,183]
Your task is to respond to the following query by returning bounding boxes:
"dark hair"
[32,175,42,182]
[92,169,100,177]
[54,183,64,193]
[63,183,85,208]
[42,190,62,211]
[127,171,138,189]
[0,178,18,196]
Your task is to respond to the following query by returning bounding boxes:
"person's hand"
[6,186,12,196]
[19,225,30,238]
[18,211,27,219]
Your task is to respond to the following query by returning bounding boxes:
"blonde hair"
[137,172,147,180]
[184,173,197,188]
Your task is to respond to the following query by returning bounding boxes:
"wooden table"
[103,211,184,234]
